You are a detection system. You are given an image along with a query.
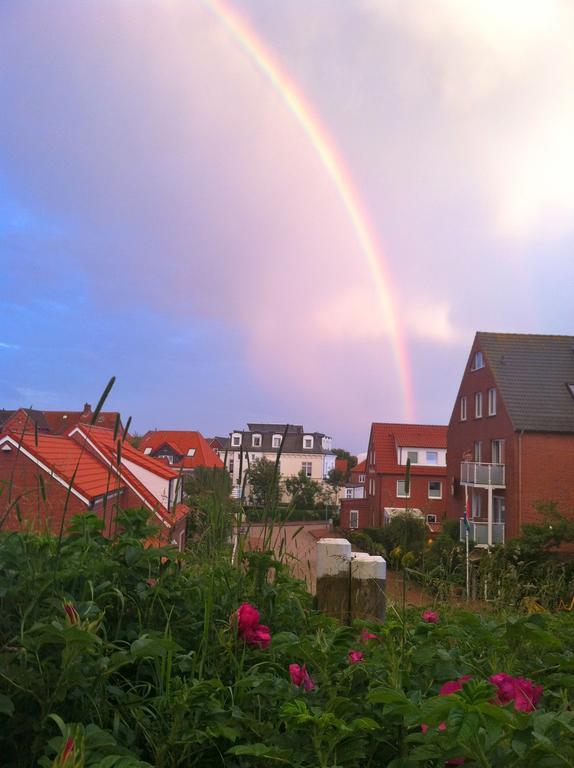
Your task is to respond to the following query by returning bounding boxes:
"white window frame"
[345,487,353,499]
[303,435,314,450]
[491,439,504,464]
[428,480,442,499]
[231,433,242,447]
[471,490,482,518]
[349,510,359,529]
[460,396,467,421]
[474,440,482,462]
[302,461,312,477]
[426,451,438,465]
[426,514,437,524]
[493,495,506,523]
[252,434,262,448]
[359,473,365,483]
[488,387,497,416]
[143,447,152,455]
[407,450,418,464]
[396,480,410,498]
[475,391,483,418]
[471,350,484,371]
[272,434,282,448]
[186,448,196,457]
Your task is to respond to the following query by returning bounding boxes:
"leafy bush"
[2,512,574,767]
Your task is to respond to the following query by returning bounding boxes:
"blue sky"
[2,0,574,451]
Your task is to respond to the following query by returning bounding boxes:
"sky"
[1,0,574,452]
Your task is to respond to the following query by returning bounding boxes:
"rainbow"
[201,0,415,420]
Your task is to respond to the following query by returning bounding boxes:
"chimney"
[83,403,92,415]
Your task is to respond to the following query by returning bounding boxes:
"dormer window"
[303,435,314,449]
[231,433,242,447]
[272,434,282,448]
[252,434,262,448]
[471,350,484,371]
[144,447,152,455]
[187,448,196,457]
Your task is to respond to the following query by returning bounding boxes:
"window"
[426,451,438,465]
[475,392,483,418]
[474,440,482,462]
[186,448,196,457]
[369,478,375,496]
[493,496,506,523]
[345,487,353,499]
[471,490,482,518]
[426,514,437,524]
[460,396,467,421]
[471,350,484,370]
[302,461,312,477]
[491,439,504,464]
[359,473,365,483]
[396,480,410,498]
[252,434,262,448]
[349,510,359,529]
[272,434,282,448]
[488,388,496,416]
[143,447,152,455]
[229,460,234,473]
[428,481,442,499]
[303,435,314,449]
[407,451,418,464]
[231,434,241,447]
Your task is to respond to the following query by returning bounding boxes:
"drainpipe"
[518,430,524,535]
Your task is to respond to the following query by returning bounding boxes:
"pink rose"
[439,676,471,696]
[422,610,439,624]
[348,650,364,665]
[231,603,271,649]
[361,629,378,642]
[490,673,543,713]
[289,663,315,691]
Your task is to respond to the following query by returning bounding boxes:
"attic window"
[567,383,574,400]
[303,435,314,449]
[187,448,196,457]
[144,447,152,455]
[471,351,484,371]
[252,434,262,448]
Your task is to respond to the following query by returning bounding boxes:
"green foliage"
[3,513,574,767]
[332,448,358,473]
[247,457,281,508]
[284,470,322,510]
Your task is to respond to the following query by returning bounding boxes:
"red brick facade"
[340,423,447,530]
[446,336,574,540]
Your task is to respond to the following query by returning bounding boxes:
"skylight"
[187,448,196,457]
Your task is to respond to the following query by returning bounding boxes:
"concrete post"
[487,486,493,547]
[316,538,386,622]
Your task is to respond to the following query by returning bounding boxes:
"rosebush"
[1,512,574,767]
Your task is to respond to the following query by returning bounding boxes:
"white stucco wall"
[122,458,171,507]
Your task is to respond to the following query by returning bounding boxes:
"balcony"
[460,518,505,546]
[460,461,505,488]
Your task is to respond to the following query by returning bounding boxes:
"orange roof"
[73,425,178,480]
[139,430,224,469]
[5,431,124,502]
[370,423,447,476]
[42,410,121,435]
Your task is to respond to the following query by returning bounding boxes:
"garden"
[2,508,574,767]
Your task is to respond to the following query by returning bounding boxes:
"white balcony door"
[493,496,506,523]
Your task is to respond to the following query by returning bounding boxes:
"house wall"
[340,498,371,529]
[0,447,132,535]
[446,337,516,532]
[122,458,171,508]
[518,433,574,531]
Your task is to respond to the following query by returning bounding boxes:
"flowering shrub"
[289,663,315,691]
[422,609,440,623]
[1,514,574,767]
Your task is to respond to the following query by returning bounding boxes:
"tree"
[247,457,281,509]
[284,470,322,509]
[331,448,358,482]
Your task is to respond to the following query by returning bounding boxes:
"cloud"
[364,0,574,240]
[0,342,20,350]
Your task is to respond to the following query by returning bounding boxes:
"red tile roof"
[139,430,224,469]
[42,410,121,435]
[4,431,124,502]
[73,425,178,480]
[370,423,447,476]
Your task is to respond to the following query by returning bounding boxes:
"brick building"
[0,425,187,547]
[340,423,447,530]
[446,332,574,544]
[0,403,122,436]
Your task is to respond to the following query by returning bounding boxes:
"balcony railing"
[460,461,505,487]
[460,518,505,546]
